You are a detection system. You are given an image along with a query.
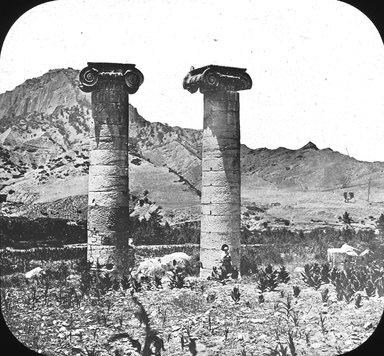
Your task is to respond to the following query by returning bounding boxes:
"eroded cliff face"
[0,68,203,219]
[0,68,88,118]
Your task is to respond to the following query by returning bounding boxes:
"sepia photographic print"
[1,0,384,355]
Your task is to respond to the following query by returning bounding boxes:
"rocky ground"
[2,261,383,356]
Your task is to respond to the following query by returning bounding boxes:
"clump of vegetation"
[257,264,289,292]
[231,286,241,303]
[169,260,186,289]
[301,264,323,290]
[342,211,353,225]
[292,285,301,298]
[277,266,290,284]
[303,260,384,302]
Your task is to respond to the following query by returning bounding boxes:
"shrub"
[342,211,352,225]
[301,264,322,290]
[169,261,186,289]
[184,252,200,276]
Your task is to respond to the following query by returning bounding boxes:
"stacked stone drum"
[79,62,143,274]
[183,65,252,277]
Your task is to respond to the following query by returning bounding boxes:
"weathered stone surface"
[202,136,239,152]
[204,90,240,103]
[183,65,251,278]
[89,136,128,150]
[87,244,134,273]
[159,252,191,269]
[88,165,127,177]
[201,202,240,215]
[183,65,251,94]
[88,175,128,192]
[89,150,128,165]
[202,170,240,186]
[202,148,240,159]
[202,127,240,140]
[201,214,240,234]
[132,253,192,279]
[80,64,141,272]
[133,258,164,278]
[93,103,127,122]
[88,191,129,207]
[88,230,129,245]
[201,185,240,204]
[80,62,143,94]
[200,230,241,246]
[90,123,128,139]
[87,245,114,265]
[87,205,130,232]
[204,109,239,125]
[205,112,240,131]
[201,154,240,172]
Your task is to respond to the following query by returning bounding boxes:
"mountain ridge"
[0,68,383,229]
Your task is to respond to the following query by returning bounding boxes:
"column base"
[87,244,134,275]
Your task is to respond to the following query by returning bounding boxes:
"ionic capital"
[183,65,252,94]
[79,62,144,94]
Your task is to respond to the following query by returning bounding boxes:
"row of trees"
[0,215,200,248]
[1,199,383,248]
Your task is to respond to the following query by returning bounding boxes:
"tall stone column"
[183,65,252,277]
[79,62,144,273]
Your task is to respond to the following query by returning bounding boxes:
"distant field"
[241,177,384,231]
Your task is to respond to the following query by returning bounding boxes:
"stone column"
[183,65,252,277]
[79,62,144,274]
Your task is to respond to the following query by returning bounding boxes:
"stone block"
[201,154,240,172]
[89,165,128,177]
[200,230,241,248]
[89,150,128,165]
[88,205,130,232]
[90,123,128,139]
[88,230,129,245]
[88,190,129,207]
[201,202,240,215]
[201,214,240,234]
[92,86,127,103]
[201,185,240,204]
[204,90,239,103]
[88,175,128,192]
[89,136,128,150]
[202,127,240,140]
[87,244,134,273]
[202,170,240,186]
[204,109,239,128]
[202,136,239,152]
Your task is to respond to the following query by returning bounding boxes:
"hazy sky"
[1,0,383,162]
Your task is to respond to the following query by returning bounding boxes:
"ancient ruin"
[79,62,144,273]
[183,65,252,277]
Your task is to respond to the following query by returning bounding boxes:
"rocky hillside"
[240,141,384,191]
[0,68,383,229]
